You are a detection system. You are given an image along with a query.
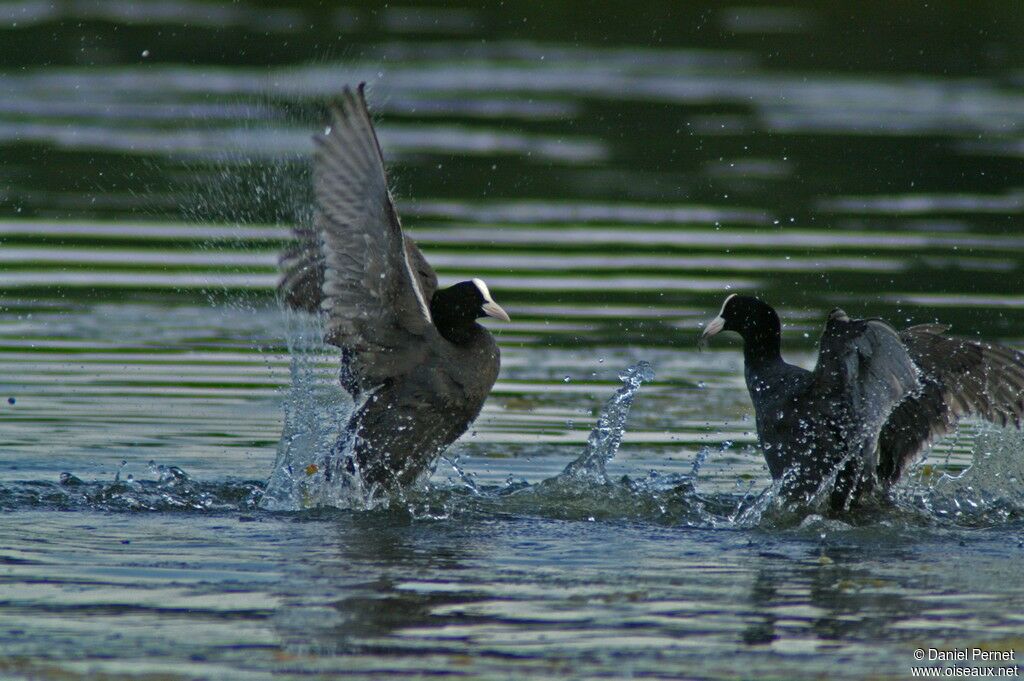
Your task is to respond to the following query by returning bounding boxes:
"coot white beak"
[698,293,737,349]
[473,278,511,322]
[697,316,725,350]
[482,300,511,322]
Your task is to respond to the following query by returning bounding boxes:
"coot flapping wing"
[878,324,1024,483]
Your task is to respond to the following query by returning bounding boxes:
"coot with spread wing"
[279,84,510,493]
[699,294,1024,511]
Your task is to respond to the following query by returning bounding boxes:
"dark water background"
[2,2,1024,679]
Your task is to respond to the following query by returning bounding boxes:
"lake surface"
[2,2,1024,679]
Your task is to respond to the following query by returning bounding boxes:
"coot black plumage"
[278,84,510,491]
[699,294,1024,511]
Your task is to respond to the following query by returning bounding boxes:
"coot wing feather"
[278,227,437,315]
[316,85,437,375]
[312,84,440,386]
[877,325,1024,482]
[812,310,920,474]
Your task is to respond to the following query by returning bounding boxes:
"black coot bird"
[699,294,1024,511]
[278,84,510,492]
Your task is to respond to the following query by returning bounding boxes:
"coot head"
[431,278,510,344]
[698,294,780,349]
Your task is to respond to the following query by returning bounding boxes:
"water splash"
[14,327,1019,530]
[259,310,369,511]
[726,423,1024,529]
[897,424,1024,525]
[557,361,655,484]
[0,466,262,513]
[491,361,720,524]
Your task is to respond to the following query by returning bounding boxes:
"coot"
[699,294,1024,511]
[278,84,510,492]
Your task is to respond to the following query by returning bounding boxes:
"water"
[2,2,1024,678]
